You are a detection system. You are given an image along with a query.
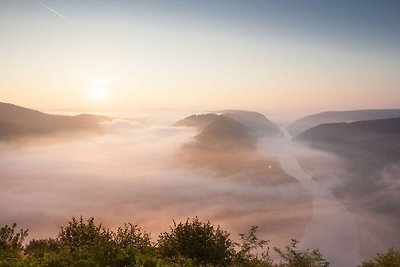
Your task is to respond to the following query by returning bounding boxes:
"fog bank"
[0,113,311,253]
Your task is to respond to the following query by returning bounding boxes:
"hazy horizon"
[1,0,400,113]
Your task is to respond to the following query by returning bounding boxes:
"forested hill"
[0,102,111,141]
[296,117,400,143]
[176,110,282,138]
[287,109,400,136]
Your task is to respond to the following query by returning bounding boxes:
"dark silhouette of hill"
[297,117,400,143]
[287,109,400,136]
[176,110,282,138]
[174,112,313,242]
[175,113,220,129]
[219,110,282,138]
[295,117,400,181]
[175,112,305,185]
[0,102,111,141]
[295,117,400,256]
[197,116,255,147]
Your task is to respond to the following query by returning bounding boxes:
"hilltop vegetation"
[1,217,398,267]
[0,217,329,267]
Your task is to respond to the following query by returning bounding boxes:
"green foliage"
[26,238,60,257]
[0,223,28,252]
[59,216,112,250]
[0,223,28,267]
[158,217,235,266]
[114,223,152,252]
[274,239,330,267]
[58,216,142,266]
[235,226,273,267]
[2,217,399,267]
[358,248,400,267]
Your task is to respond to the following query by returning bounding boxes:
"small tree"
[114,223,152,252]
[58,216,116,266]
[58,216,113,251]
[359,248,400,267]
[0,223,28,266]
[157,217,235,266]
[274,239,330,267]
[235,226,272,266]
[0,223,28,253]
[25,238,60,257]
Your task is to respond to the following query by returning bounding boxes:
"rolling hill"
[287,109,400,136]
[176,110,282,138]
[0,102,111,141]
[175,111,301,184]
[295,117,400,256]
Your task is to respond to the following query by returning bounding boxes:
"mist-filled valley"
[2,1,400,266]
[1,103,399,266]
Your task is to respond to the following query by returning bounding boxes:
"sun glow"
[91,88,106,101]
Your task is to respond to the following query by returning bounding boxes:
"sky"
[0,0,399,115]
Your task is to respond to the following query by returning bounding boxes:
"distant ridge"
[175,113,220,129]
[295,117,400,170]
[296,117,400,143]
[176,110,282,138]
[0,102,111,141]
[287,109,400,136]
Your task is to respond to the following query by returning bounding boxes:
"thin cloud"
[36,0,66,19]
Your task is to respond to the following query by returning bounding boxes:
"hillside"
[175,112,305,185]
[287,109,400,136]
[176,110,282,138]
[174,113,220,129]
[296,117,400,163]
[219,110,282,137]
[295,117,400,176]
[196,116,254,147]
[295,117,400,256]
[173,111,313,244]
[0,102,111,141]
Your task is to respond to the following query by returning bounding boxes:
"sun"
[91,88,106,101]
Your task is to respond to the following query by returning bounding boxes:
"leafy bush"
[59,216,112,251]
[26,238,60,257]
[114,223,152,252]
[359,248,400,267]
[158,217,235,266]
[0,223,28,267]
[0,223,28,253]
[274,239,330,267]
[235,226,273,266]
[3,217,398,267]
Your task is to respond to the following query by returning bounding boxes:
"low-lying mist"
[293,138,400,261]
[0,113,311,252]
[1,110,398,266]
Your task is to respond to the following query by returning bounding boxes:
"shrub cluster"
[0,217,398,267]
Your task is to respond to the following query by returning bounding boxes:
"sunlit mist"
[0,1,399,266]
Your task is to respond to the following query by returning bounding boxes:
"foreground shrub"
[158,217,235,266]
[26,238,60,257]
[115,223,152,252]
[0,223,28,253]
[235,226,273,266]
[0,223,28,267]
[359,248,400,267]
[4,217,399,267]
[274,239,330,267]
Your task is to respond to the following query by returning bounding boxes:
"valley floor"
[258,128,361,267]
